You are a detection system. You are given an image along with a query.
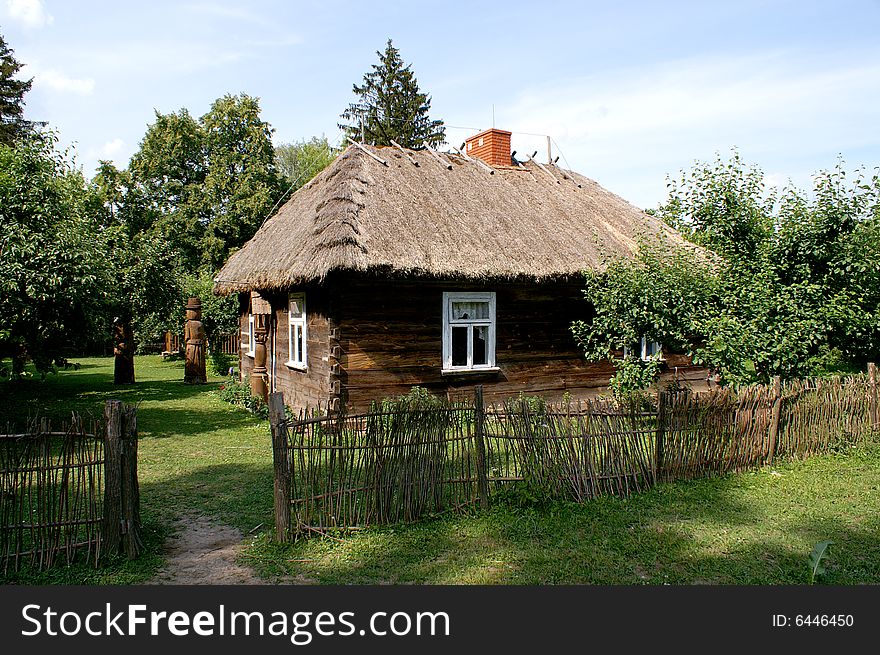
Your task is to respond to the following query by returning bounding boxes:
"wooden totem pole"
[184,297,207,384]
[113,317,135,385]
[250,291,271,403]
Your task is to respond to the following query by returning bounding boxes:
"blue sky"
[4,0,880,209]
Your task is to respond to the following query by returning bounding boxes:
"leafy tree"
[0,133,108,376]
[0,33,42,145]
[576,151,880,387]
[199,93,285,270]
[339,39,445,149]
[275,136,337,192]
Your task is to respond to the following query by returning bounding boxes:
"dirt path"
[150,513,267,585]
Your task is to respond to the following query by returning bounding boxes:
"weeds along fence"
[270,366,879,540]
[0,401,141,573]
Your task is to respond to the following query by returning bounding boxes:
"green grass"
[0,356,273,584]
[1,356,878,585]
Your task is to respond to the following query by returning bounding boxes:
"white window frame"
[624,336,663,361]
[442,291,497,373]
[243,314,255,358]
[286,292,307,370]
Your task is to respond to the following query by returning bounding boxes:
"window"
[243,314,255,358]
[442,292,496,372]
[286,293,307,369]
[624,336,662,361]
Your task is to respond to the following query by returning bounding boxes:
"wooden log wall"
[327,273,707,412]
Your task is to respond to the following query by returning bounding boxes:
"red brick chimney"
[464,128,512,168]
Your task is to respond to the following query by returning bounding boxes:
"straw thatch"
[214,144,697,294]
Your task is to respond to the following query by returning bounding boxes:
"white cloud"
[97,138,124,158]
[5,0,53,28]
[501,50,880,207]
[33,69,96,95]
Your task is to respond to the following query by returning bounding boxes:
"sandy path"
[150,513,267,585]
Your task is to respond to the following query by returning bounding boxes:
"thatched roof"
[214,144,695,294]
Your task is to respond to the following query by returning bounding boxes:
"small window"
[442,292,496,372]
[286,293,307,369]
[624,337,663,361]
[243,314,255,358]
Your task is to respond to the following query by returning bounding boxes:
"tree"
[0,133,108,377]
[339,39,445,149]
[199,93,286,270]
[0,33,41,145]
[575,151,880,387]
[275,136,338,192]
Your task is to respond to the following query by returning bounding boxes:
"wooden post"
[103,401,123,557]
[869,363,878,431]
[121,404,142,559]
[473,386,489,510]
[268,392,291,542]
[655,391,666,483]
[767,376,782,465]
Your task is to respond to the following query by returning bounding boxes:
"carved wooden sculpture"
[184,297,207,384]
[113,317,135,385]
[250,291,271,403]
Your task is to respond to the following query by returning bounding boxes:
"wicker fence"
[0,401,142,572]
[269,366,879,540]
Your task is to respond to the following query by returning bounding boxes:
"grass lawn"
[1,355,878,585]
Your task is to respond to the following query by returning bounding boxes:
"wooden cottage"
[213,128,706,411]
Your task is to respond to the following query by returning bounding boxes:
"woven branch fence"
[270,365,879,541]
[0,401,142,573]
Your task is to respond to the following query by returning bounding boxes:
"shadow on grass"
[241,463,880,585]
[138,462,275,536]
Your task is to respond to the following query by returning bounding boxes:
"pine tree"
[339,39,445,149]
[0,34,40,145]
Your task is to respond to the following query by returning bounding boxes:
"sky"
[3,0,880,209]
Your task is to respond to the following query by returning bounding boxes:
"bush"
[215,377,267,419]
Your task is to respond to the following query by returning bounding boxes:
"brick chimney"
[464,128,512,168]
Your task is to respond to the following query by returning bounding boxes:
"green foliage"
[0,133,109,375]
[339,39,445,149]
[809,540,834,584]
[275,136,338,191]
[215,376,268,419]
[577,151,880,384]
[0,33,42,145]
[607,356,661,407]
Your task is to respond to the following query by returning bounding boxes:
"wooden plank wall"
[237,288,332,411]
[329,273,707,411]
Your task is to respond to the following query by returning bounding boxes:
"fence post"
[869,363,878,431]
[121,404,142,559]
[268,392,291,542]
[767,376,782,465]
[473,386,490,510]
[655,391,666,483]
[103,401,123,557]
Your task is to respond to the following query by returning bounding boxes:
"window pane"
[472,325,488,366]
[452,301,489,321]
[451,326,468,366]
[295,325,303,363]
[289,298,303,319]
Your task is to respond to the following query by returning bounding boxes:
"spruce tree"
[339,39,445,149]
[0,34,40,145]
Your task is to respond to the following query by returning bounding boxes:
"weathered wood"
[767,376,782,464]
[655,391,666,482]
[121,404,142,559]
[102,401,123,557]
[268,392,291,542]
[473,386,490,510]
[869,363,878,430]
